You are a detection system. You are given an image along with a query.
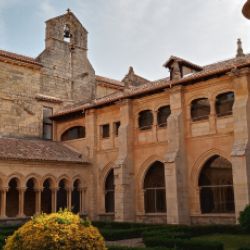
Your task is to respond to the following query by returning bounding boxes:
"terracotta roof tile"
[52,55,250,118]
[0,137,88,163]
[0,49,42,67]
[96,75,125,90]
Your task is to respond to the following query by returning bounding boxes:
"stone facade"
[0,11,250,225]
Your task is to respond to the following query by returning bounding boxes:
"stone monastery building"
[0,10,249,225]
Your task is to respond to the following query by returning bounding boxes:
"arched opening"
[61,126,86,141]
[191,98,210,121]
[215,92,234,117]
[138,110,153,130]
[105,169,114,213]
[199,155,235,213]
[41,179,52,214]
[157,105,171,127]
[6,178,19,217]
[72,180,81,214]
[24,179,36,216]
[57,179,67,211]
[144,161,166,213]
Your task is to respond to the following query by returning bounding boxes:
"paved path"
[106,238,145,247]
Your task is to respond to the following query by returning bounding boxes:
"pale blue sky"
[0,0,249,80]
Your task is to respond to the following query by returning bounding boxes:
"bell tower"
[45,9,88,50]
[37,10,95,102]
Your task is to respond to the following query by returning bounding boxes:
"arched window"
[215,92,234,117]
[138,110,153,130]
[157,106,171,127]
[144,161,166,213]
[41,179,52,214]
[6,178,19,217]
[24,179,36,216]
[105,169,115,213]
[191,98,210,121]
[61,126,86,141]
[72,180,81,214]
[57,179,67,211]
[199,155,235,214]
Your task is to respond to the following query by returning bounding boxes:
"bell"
[242,0,250,19]
[64,25,72,38]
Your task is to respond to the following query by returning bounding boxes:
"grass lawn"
[194,234,250,250]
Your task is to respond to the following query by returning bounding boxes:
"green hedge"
[101,227,148,241]
[93,221,153,229]
[144,237,224,250]
[108,247,169,250]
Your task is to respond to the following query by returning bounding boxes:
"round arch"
[41,175,57,189]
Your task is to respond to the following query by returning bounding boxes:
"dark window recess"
[43,107,53,140]
[139,110,153,130]
[102,124,110,138]
[61,126,85,141]
[157,106,171,127]
[216,92,234,117]
[105,169,115,213]
[144,161,166,213]
[199,155,235,214]
[114,122,120,136]
[191,98,210,121]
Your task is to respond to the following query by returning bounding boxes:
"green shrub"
[239,205,250,232]
[238,248,250,250]
[4,211,106,250]
[101,227,147,241]
[108,247,168,250]
[144,237,224,250]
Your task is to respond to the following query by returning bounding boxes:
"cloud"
[38,0,58,20]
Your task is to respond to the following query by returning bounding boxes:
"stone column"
[85,109,97,219]
[231,68,250,220]
[115,99,135,222]
[209,97,216,134]
[165,86,190,225]
[18,187,26,217]
[0,188,7,218]
[35,188,42,215]
[51,188,58,212]
[67,188,72,211]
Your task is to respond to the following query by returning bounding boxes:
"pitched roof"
[0,137,88,164]
[163,56,203,71]
[0,49,42,68]
[52,54,250,119]
[96,75,125,90]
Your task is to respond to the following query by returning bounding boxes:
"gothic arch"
[136,155,166,190]
[100,162,116,190]
[190,148,230,189]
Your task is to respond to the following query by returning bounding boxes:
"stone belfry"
[37,9,95,102]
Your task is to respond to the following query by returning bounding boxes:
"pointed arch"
[198,154,235,214]
[190,148,230,189]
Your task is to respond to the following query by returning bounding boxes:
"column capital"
[18,187,26,192]
[0,187,8,192]
[34,188,43,193]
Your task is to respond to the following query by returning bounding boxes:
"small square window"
[101,124,110,138]
[114,122,120,137]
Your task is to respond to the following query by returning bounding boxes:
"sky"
[0,0,249,81]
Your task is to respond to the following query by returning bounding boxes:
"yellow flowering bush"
[4,210,107,250]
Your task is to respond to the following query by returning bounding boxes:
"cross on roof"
[66,8,71,13]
